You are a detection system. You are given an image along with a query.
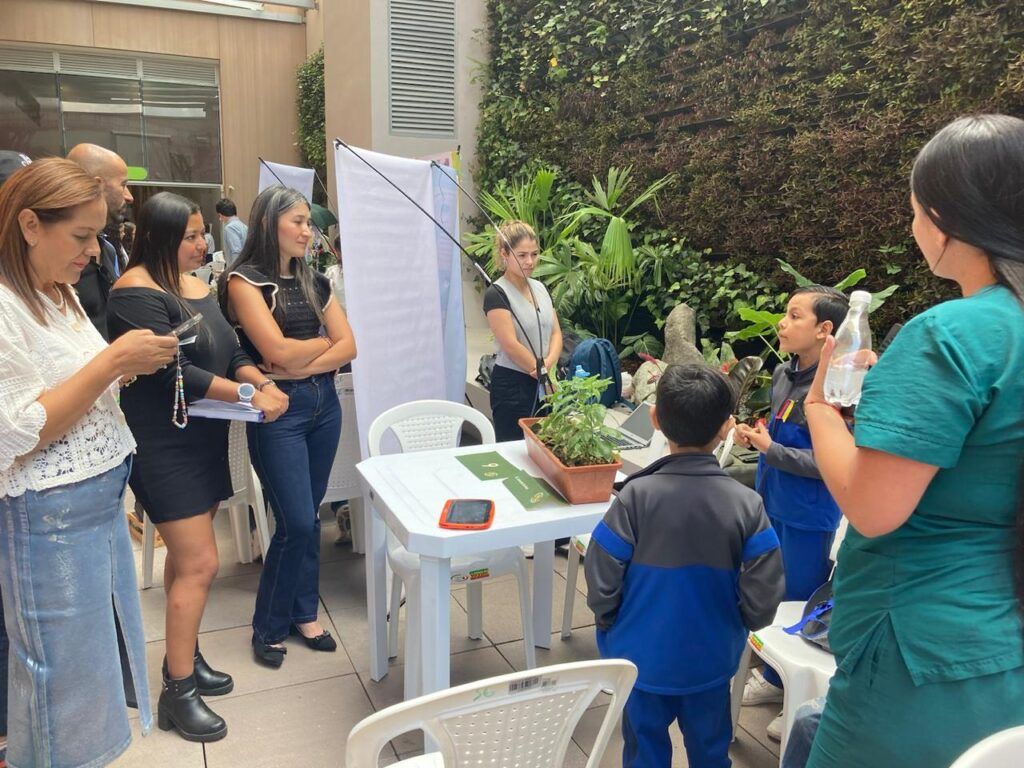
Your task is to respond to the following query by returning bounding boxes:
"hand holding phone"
[171,313,202,344]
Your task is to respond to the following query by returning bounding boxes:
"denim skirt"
[0,459,151,768]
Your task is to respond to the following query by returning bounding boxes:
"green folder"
[504,470,567,509]
[456,451,518,481]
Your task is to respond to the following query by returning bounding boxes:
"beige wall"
[0,0,308,217]
[322,0,486,208]
[322,0,489,329]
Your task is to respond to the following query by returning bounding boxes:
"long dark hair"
[911,114,1024,305]
[128,191,201,302]
[217,185,323,326]
[911,114,1024,629]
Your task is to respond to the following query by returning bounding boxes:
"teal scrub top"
[832,284,1024,685]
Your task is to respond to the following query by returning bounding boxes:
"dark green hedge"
[478,0,1024,329]
[296,45,326,204]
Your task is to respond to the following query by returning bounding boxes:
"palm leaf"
[776,259,814,287]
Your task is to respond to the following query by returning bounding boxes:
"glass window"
[141,81,221,184]
[59,74,145,167]
[0,71,63,158]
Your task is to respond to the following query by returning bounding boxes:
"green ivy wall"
[477,0,1024,326]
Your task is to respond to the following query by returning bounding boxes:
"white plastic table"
[356,441,618,696]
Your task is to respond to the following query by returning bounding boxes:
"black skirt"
[108,289,252,522]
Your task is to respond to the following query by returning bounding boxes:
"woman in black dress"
[107,193,288,743]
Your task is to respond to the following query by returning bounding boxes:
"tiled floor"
[112,510,781,767]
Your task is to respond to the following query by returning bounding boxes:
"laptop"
[610,402,656,450]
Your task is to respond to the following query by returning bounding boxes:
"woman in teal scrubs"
[803,114,1024,768]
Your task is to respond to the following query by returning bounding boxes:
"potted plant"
[519,374,622,504]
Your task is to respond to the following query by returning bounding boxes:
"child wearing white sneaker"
[735,286,849,741]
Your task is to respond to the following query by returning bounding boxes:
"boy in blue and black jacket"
[585,365,785,768]
[735,286,848,725]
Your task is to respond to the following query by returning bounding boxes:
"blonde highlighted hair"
[493,220,538,266]
[0,158,101,325]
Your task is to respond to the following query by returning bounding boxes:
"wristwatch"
[237,382,256,404]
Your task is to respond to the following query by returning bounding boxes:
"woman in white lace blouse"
[0,159,177,768]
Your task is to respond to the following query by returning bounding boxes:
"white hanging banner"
[428,155,467,406]
[336,143,468,458]
[258,159,315,201]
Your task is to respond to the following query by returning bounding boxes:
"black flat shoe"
[290,624,338,652]
[252,639,287,668]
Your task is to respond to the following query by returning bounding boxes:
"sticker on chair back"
[508,676,557,695]
[749,634,764,652]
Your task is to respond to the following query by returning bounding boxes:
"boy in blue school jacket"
[585,365,785,768]
[735,285,848,734]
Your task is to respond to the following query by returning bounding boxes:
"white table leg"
[531,539,554,650]
[364,499,389,681]
[418,555,451,696]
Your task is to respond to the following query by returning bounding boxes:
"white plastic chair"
[731,601,836,756]
[729,515,846,747]
[368,400,536,699]
[142,420,272,588]
[322,373,365,553]
[560,428,736,639]
[950,726,1024,768]
[345,659,638,768]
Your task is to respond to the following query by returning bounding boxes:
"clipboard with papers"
[188,398,265,422]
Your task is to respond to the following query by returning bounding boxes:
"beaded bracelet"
[171,349,188,429]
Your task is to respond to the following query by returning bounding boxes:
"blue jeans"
[623,684,732,768]
[248,374,341,645]
[0,459,151,767]
[782,697,825,768]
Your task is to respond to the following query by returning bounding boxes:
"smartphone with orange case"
[439,499,495,530]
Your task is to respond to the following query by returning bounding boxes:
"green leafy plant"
[478,0,1014,331]
[533,374,620,467]
[464,167,580,275]
[559,167,677,281]
[702,341,771,422]
[295,46,326,203]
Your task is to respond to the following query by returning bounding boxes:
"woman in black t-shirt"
[108,192,289,743]
[483,220,562,441]
[220,186,356,669]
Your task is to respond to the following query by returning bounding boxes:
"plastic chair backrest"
[367,399,495,458]
[225,420,251,500]
[345,660,637,768]
[949,726,1024,768]
[192,265,213,285]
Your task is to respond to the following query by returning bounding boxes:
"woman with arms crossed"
[221,186,356,668]
[0,159,176,767]
[803,115,1024,767]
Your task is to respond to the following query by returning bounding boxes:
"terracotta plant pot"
[519,417,621,504]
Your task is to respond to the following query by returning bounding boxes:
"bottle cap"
[574,365,589,378]
[850,290,872,305]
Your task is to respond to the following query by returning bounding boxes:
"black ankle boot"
[193,645,234,696]
[157,673,228,743]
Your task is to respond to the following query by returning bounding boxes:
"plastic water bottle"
[824,290,872,407]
